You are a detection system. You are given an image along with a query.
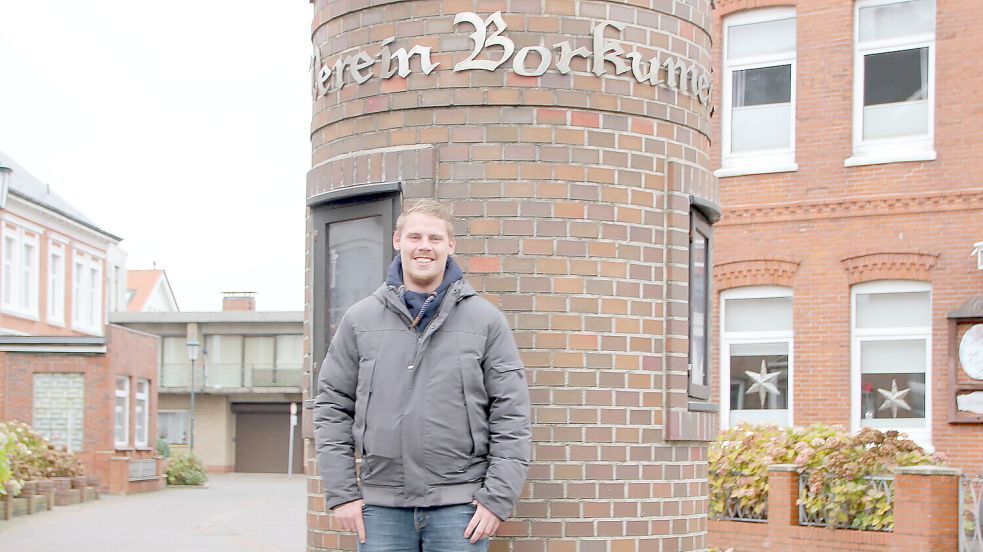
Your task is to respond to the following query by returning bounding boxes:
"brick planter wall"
[0,325,160,494]
[304,1,719,550]
[708,465,961,552]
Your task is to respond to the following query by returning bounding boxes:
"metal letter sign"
[454,12,515,72]
[311,12,712,107]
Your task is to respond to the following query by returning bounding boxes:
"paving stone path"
[0,473,306,551]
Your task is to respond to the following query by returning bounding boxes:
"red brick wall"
[708,467,961,552]
[710,0,983,473]
[0,324,160,491]
[305,0,718,550]
[222,296,256,311]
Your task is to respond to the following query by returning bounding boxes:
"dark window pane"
[860,373,926,420]
[328,216,384,333]
[690,230,708,387]
[729,345,789,410]
[732,65,791,107]
[864,48,928,106]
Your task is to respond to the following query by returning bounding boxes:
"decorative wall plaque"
[959,324,983,380]
[948,297,983,423]
[957,391,983,415]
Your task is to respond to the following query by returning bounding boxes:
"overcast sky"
[0,1,314,311]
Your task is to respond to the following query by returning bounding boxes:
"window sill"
[858,423,931,450]
[714,163,798,178]
[72,324,104,337]
[1,307,41,322]
[688,401,719,413]
[845,150,936,167]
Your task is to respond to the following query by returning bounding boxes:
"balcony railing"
[160,362,302,389]
[252,367,302,387]
[962,474,983,552]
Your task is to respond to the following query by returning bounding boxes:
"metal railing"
[160,363,302,389]
[798,472,894,531]
[962,474,983,552]
[160,362,190,387]
[710,472,768,523]
[251,366,302,387]
[718,494,768,523]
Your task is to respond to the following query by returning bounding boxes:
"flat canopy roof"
[108,311,303,324]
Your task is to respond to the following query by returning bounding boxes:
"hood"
[385,254,464,296]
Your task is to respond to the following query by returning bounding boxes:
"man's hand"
[464,500,501,544]
[334,499,366,544]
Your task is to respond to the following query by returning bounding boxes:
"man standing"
[315,199,531,551]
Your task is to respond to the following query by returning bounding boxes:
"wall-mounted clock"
[959,324,983,380]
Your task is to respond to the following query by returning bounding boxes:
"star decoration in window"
[745,359,782,406]
[877,379,912,418]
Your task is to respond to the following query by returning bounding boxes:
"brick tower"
[304,2,719,550]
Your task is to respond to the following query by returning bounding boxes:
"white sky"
[0,1,314,312]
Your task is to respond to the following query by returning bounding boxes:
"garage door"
[233,403,303,473]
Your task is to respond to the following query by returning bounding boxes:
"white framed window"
[3,235,13,306]
[848,0,935,166]
[275,334,303,370]
[1,224,40,318]
[71,250,103,334]
[47,242,66,325]
[158,410,189,445]
[717,8,797,178]
[851,280,931,448]
[161,336,190,387]
[720,286,793,428]
[114,376,130,448]
[135,379,150,448]
[206,334,244,388]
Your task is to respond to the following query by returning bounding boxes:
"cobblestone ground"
[0,473,306,551]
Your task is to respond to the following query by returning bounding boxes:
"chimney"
[222,292,256,311]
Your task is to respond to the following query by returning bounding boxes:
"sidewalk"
[0,473,306,551]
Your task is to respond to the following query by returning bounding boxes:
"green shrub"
[156,438,171,459]
[709,423,938,531]
[0,424,17,497]
[165,453,207,486]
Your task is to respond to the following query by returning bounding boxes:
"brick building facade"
[111,296,304,475]
[0,326,161,493]
[304,1,719,550]
[710,0,983,474]
[0,151,162,493]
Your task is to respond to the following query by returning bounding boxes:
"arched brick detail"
[714,258,800,290]
[840,252,939,285]
[716,0,797,18]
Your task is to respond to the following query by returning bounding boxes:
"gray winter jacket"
[314,279,531,521]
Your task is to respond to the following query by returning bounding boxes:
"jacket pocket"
[424,377,474,475]
[461,360,489,466]
[353,356,375,477]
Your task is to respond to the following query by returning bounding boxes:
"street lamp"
[0,164,12,209]
[186,339,200,453]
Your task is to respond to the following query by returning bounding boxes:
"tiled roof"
[0,149,120,240]
[126,270,164,312]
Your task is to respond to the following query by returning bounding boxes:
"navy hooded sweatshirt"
[385,255,464,333]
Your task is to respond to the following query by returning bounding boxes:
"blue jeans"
[358,503,490,552]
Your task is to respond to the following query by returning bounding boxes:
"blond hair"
[395,199,455,238]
